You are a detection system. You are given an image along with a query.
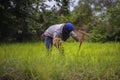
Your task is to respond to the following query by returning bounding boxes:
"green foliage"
[81,0,120,42]
[0,0,72,42]
[87,22,120,42]
[55,0,70,16]
[106,1,120,41]
[59,13,76,23]
[0,0,45,42]
[0,42,120,80]
[89,23,107,42]
[73,3,92,26]
[0,0,120,42]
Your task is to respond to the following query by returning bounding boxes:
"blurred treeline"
[0,0,120,42]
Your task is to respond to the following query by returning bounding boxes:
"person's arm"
[70,31,84,42]
[53,32,62,48]
[70,31,79,41]
[53,32,58,38]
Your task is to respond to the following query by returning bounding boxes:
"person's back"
[44,23,64,38]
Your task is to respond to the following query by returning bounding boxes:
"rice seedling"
[0,42,120,80]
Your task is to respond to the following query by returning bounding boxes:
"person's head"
[64,22,74,32]
[62,22,74,41]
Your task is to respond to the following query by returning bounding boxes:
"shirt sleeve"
[70,31,77,37]
[53,31,58,38]
[70,31,79,41]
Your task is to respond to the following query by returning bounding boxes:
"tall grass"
[0,42,120,80]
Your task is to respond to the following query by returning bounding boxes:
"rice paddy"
[0,42,120,80]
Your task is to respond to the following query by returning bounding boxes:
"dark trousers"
[45,36,53,51]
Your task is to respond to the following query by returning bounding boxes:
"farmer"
[42,22,84,51]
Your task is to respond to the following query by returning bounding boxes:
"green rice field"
[0,42,120,80]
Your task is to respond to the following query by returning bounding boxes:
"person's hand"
[79,37,84,42]
[53,38,62,48]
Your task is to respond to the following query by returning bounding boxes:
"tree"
[107,0,120,41]
[54,0,71,16]
[0,0,45,42]
[73,2,92,27]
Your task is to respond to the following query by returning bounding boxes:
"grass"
[0,42,120,80]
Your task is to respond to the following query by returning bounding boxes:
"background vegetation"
[0,0,120,42]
